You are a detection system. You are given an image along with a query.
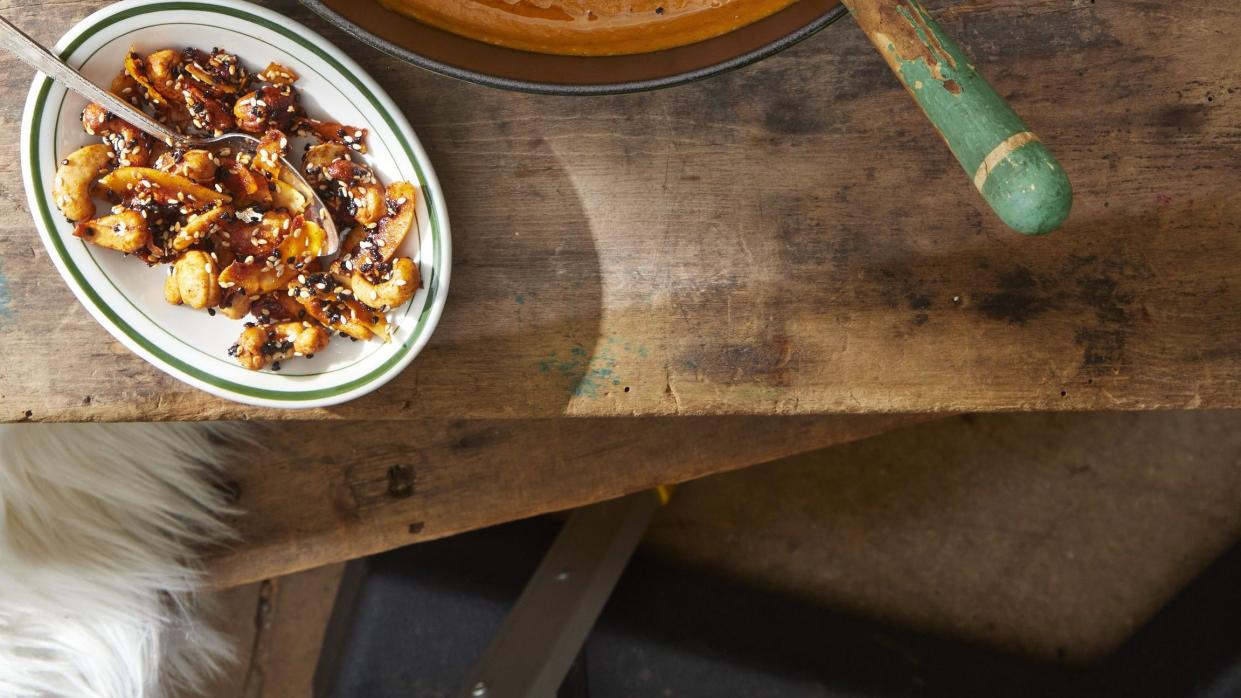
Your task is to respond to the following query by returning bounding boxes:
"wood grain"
[2,0,1239,421]
[206,414,921,587]
[201,565,345,698]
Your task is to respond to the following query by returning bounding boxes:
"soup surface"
[377,0,802,56]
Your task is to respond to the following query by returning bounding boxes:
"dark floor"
[204,411,1241,697]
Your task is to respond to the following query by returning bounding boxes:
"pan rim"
[299,0,849,96]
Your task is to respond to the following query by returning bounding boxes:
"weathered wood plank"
[2,0,1239,421]
[207,414,922,587]
[202,565,345,698]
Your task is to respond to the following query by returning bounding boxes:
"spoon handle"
[841,0,1072,235]
[0,14,184,146]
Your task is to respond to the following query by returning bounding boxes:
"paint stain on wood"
[538,339,650,398]
[538,344,620,398]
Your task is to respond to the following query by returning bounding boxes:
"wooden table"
[3,0,1238,422]
[0,1,1235,581]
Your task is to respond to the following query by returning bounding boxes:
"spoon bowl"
[181,131,341,254]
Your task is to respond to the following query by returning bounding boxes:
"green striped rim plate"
[19,0,451,409]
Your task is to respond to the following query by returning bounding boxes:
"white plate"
[20,0,451,408]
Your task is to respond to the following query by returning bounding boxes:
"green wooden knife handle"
[841,0,1072,235]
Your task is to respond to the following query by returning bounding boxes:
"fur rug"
[0,423,238,698]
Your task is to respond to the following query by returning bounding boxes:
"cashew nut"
[155,149,218,183]
[232,321,330,370]
[73,210,151,253]
[53,144,112,222]
[352,257,419,310]
[217,288,252,320]
[173,250,222,309]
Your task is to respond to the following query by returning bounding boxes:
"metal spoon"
[0,14,340,255]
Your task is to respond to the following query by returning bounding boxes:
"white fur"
[0,423,239,698]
